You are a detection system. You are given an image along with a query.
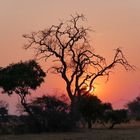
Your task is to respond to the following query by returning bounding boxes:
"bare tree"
[23,14,134,108]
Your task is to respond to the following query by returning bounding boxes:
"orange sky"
[0,0,140,114]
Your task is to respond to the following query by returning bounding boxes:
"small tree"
[126,95,140,120]
[105,109,128,129]
[79,94,103,129]
[25,95,72,132]
[0,60,46,116]
[97,102,113,127]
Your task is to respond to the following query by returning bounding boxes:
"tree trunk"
[87,119,92,129]
[109,122,116,129]
[70,97,82,128]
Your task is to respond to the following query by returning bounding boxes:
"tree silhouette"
[79,94,113,129]
[105,109,128,129]
[0,60,46,115]
[21,95,72,132]
[0,100,8,122]
[79,94,102,128]
[23,14,134,119]
[126,95,140,120]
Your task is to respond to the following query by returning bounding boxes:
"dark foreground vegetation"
[0,92,139,134]
[1,124,140,140]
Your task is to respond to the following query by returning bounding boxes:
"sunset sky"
[0,0,140,114]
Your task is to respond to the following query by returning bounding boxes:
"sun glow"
[86,86,94,94]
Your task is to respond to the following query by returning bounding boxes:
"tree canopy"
[126,95,140,120]
[22,95,72,132]
[105,109,128,129]
[79,94,112,128]
[0,60,46,115]
[0,60,45,95]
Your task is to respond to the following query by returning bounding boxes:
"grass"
[1,121,140,140]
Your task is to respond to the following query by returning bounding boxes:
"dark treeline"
[0,91,139,134]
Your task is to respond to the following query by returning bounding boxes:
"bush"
[105,109,129,129]
[19,95,73,132]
